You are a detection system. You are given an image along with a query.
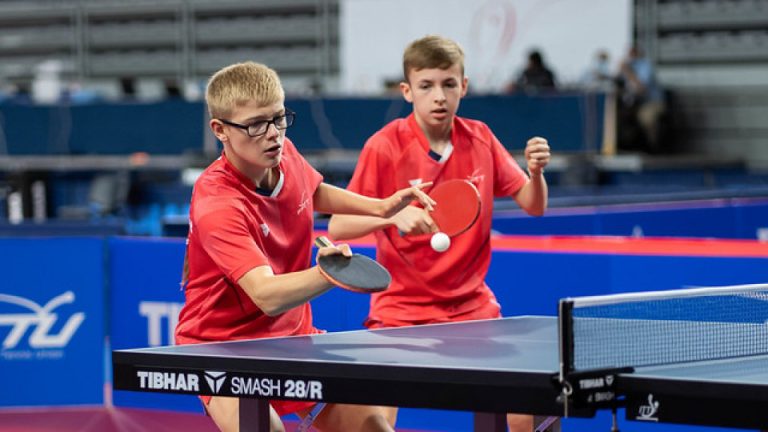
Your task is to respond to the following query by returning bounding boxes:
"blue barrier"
[3,235,766,431]
[108,236,201,413]
[493,199,768,240]
[0,100,205,155]
[0,92,603,155]
[286,92,604,153]
[0,237,106,406]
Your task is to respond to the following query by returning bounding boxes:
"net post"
[557,298,574,417]
[558,298,574,384]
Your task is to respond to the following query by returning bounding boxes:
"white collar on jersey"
[437,143,454,163]
[269,169,285,198]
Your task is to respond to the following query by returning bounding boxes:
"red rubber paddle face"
[429,179,481,237]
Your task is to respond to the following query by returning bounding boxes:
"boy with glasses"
[175,61,434,432]
[329,35,554,431]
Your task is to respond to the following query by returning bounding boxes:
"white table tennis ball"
[430,232,450,253]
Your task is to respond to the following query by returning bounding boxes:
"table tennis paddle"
[314,236,391,293]
[428,179,481,237]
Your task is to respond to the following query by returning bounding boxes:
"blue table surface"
[124,316,559,374]
[123,315,768,388]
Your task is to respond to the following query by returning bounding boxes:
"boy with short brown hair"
[329,35,554,431]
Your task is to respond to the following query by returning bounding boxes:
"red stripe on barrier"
[490,235,768,258]
[316,231,768,258]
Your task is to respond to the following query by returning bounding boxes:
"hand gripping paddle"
[429,179,481,237]
[314,236,391,293]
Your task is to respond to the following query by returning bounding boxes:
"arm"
[329,205,436,240]
[314,182,433,218]
[328,214,390,240]
[237,243,354,316]
[512,137,550,216]
[237,265,332,316]
[322,182,437,240]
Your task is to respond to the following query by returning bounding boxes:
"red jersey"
[347,114,528,325]
[175,138,323,344]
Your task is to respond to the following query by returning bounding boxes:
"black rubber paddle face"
[317,253,391,293]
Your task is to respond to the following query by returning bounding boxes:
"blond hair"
[403,35,465,81]
[205,61,284,119]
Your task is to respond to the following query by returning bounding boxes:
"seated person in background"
[617,45,667,153]
[175,61,435,432]
[507,49,557,93]
[581,49,615,92]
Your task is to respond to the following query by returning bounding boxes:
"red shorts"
[365,298,502,328]
[199,395,315,417]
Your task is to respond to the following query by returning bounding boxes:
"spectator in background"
[120,77,137,100]
[506,49,557,93]
[7,82,33,104]
[163,79,183,99]
[617,45,666,153]
[581,49,615,91]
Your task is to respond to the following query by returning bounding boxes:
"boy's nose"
[433,88,446,102]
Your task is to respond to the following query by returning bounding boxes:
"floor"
[0,407,433,432]
[0,407,283,432]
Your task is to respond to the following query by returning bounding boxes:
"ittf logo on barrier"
[0,291,85,350]
[637,393,660,421]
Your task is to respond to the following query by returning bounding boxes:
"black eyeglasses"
[219,109,295,137]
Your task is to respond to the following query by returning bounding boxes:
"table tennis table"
[113,284,768,431]
[113,316,565,432]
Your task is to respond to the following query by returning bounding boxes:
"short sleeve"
[346,134,393,199]
[194,195,269,283]
[489,127,528,197]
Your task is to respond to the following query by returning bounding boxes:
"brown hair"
[402,35,465,81]
[205,61,284,119]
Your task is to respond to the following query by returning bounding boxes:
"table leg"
[239,398,270,432]
[474,412,506,431]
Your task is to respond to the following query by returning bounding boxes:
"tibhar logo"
[205,371,227,394]
[0,291,85,350]
[137,371,199,392]
[637,393,660,421]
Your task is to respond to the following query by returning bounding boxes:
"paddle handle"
[314,236,334,248]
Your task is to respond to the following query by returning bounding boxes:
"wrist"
[376,199,389,218]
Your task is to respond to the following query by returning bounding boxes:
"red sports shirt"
[347,114,528,326]
[175,138,322,345]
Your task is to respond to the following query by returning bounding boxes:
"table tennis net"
[561,283,768,373]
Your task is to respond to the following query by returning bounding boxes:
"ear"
[400,81,413,103]
[461,76,469,97]
[210,119,228,143]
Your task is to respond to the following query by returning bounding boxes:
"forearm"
[514,172,548,216]
[314,182,434,220]
[328,214,392,240]
[238,266,333,316]
[314,183,384,217]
